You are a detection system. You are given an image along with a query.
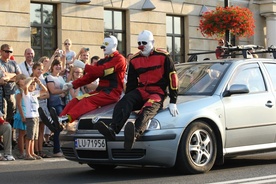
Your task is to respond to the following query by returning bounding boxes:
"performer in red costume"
[59,35,126,123]
[95,30,179,150]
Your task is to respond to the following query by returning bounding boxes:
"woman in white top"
[45,59,66,157]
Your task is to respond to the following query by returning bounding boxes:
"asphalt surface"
[0,141,56,160]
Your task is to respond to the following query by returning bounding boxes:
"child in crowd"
[31,62,51,158]
[67,66,84,102]
[23,77,47,160]
[13,74,27,159]
[82,56,99,94]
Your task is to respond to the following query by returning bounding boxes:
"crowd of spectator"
[0,39,113,161]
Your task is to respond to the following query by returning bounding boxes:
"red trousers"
[60,91,119,121]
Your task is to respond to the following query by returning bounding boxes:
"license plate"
[75,138,106,150]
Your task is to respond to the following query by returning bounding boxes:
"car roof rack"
[187,45,276,61]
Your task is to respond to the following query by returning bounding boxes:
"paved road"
[1,151,276,184]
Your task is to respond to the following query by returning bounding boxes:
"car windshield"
[176,62,231,95]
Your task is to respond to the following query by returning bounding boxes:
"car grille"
[78,118,112,130]
[77,150,108,159]
[74,149,146,159]
[61,147,75,157]
[112,149,146,159]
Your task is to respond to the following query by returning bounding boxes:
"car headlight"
[121,119,161,131]
[146,118,161,130]
[64,120,78,132]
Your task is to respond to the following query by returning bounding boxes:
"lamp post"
[225,0,230,44]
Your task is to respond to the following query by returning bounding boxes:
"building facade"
[0,0,275,63]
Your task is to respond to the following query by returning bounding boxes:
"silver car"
[60,58,276,174]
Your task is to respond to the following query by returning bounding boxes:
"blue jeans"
[51,105,64,154]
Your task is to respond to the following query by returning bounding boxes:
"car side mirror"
[223,84,249,97]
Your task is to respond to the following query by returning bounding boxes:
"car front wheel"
[175,121,217,174]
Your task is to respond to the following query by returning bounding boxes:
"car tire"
[87,164,117,171]
[175,121,217,174]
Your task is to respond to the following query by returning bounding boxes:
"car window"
[229,64,266,93]
[177,62,230,95]
[264,63,276,91]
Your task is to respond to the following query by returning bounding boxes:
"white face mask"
[101,36,118,55]
[137,30,154,56]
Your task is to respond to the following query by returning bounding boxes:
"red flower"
[199,6,255,38]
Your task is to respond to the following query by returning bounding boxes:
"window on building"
[166,15,184,64]
[104,9,126,56]
[30,3,57,61]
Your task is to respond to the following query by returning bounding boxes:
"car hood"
[162,95,211,107]
[79,103,117,119]
[79,95,212,120]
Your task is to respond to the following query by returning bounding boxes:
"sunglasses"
[64,43,71,45]
[219,42,223,44]
[2,50,13,53]
[138,41,148,46]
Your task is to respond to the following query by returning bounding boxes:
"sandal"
[38,151,51,158]
[17,154,25,159]
[25,156,36,160]
[43,141,53,147]
[32,154,42,160]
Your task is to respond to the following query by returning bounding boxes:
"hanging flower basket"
[199,6,255,38]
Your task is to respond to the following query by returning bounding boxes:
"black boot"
[49,107,63,132]
[95,121,116,141]
[124,122,136,150]
[38,107,58,132]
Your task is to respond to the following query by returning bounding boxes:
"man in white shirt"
[19,48,35,77]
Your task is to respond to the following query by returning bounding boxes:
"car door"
[222,63,276,149]
[263,62,276,142]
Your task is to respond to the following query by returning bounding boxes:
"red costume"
[110,48,178,136]
[60,51,126,121]
[126,48,178,104]
[95,30,179,150]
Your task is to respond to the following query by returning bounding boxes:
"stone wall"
[0,0,266,62]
